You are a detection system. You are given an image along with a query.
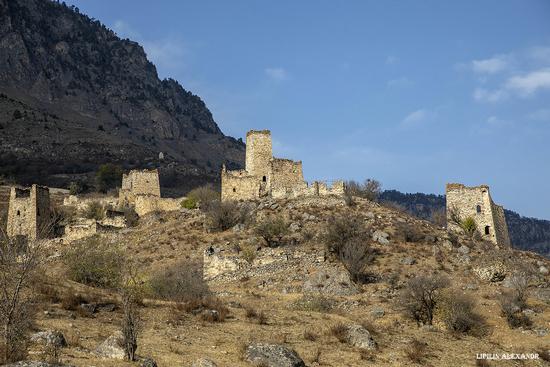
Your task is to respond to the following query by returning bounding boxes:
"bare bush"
[395,223,424,243]
[338,239,375,283]
[0,233,43,363]
[254,216,290,247]
[63,236,124,288]
[322,213,365,254]
[430,208,447,227]
[206,201,250,232]
[123,207,139,227]
[345,179,382,202]
[498,292,532,328]
[405,339,428,364]
[329,323,348,343]
[400,275,449,325]
[439,290,487,336]
[83,201,105,220]
[186,184,220,211]
[120,269,142,361]
[149,261,210,302]
[448,205,462,226]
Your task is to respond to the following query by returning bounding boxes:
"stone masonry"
[446,183,511,246]
[6,184,51,240]
[118,169,161,206]
[221,130,344,201]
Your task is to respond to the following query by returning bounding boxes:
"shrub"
[60,293,87,311]
[439,290,487,336]
[96,164,123,193]
[245,307,267,325]
[303,331,317,341]
[430,208,447,227]
[345,179,382,202]
[498,292,532,328]
[206,201,250,232]
[338,239,374,283]
[68,181,87,195]
[63,236,124,288]
[400,275,449,325]
[254,216,290,247]
[181,197,198,209]
[120,271,143,361]
[123,207,139,227]
[291,295,333,312]
[396,223,424,243]
[186,185,219,211]
[322,213,365,254]
[329,323,348,343]
[83,201,104,220]
[405,339,427,364]
[461,217,477,237]
[148,261,210,302]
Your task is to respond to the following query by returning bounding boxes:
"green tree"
[96,164,123,193]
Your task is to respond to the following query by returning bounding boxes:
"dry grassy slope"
[33,197,550,366]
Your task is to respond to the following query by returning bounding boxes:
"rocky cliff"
[0,0,244,194]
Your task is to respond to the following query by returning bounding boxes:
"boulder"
[140,357,158,367]
[372,230,389,245]
[192,358,218,367]
[345,324,376,350]
[400,257,416,265]
[245,343,306,367]
[303,269,358,296]
[30,330,66,348]
[457,245,470,255]
[473,263,507,282]
[370,307,385,318]
[95,332,125,360]
[539,266,549,275]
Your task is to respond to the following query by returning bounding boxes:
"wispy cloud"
[472,54,510,74]
[473,88,507,103]
[112,19,187,78]
[264,67,289,82]
[487,115,512,127]
[401,108,435,128]
[505,69,550,96]
[387,77,413,88]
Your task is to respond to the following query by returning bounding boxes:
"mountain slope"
[0,0,244,193]
[379,190,550,257]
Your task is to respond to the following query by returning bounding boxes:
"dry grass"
[328,323,348,344]
[404,339,428,364]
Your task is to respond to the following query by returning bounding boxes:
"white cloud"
[487,115,512,127]
[113,20,139,39]
[528,46,550,63]
[401,108,435,128]
[505,69,550,96]
[264,67,289,81]
[473,88,507,103]
[472,55,510,74]
[141,40,186,73]
[387,77,413,88]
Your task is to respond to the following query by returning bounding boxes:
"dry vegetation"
[0,186,548,366]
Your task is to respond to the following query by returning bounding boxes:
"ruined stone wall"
[64,219,97,242]
[245,130,272,179]
[134,195,183,216]
[119,169,160,206]
[446,183,510,246]
[317,181,345,196]
[221,167,260,201]
[6,185,50,239]
[269,158,305,190]
[63,195,118,212]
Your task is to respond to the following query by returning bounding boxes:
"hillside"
[0,0,244,194]
[3,194,548,366]
[379,190,550,258]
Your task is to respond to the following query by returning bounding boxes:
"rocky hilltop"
[0,0,244,193]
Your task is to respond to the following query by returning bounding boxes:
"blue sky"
[67,0,550,219]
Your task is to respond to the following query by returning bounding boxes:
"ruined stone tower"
[446,183,511,246]
[6,185,51,240]
[245,130,273,182]
[221,129,344,201]
[118,169,161,206]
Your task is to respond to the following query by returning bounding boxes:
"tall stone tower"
[6,185,51,240]
[446,183,511,246]
[245,130,273,181]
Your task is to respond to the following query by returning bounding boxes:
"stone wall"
[6,185,50,239]
[63,195,118,212]
[221,167,261,201]
[119,169,160,206]
[64,219,97,242]
[270,158,305,190]
[446,183,511,246]
[245,130,272,179]
[134,195,183,216]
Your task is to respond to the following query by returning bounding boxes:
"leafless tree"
[120,267,142,361]
[0,227,45,363]
[399,274,449,325]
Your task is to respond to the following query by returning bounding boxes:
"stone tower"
[6,185,51,240]
[245,130,272,181]
[446,183,511,246]
[119,169,161,206]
